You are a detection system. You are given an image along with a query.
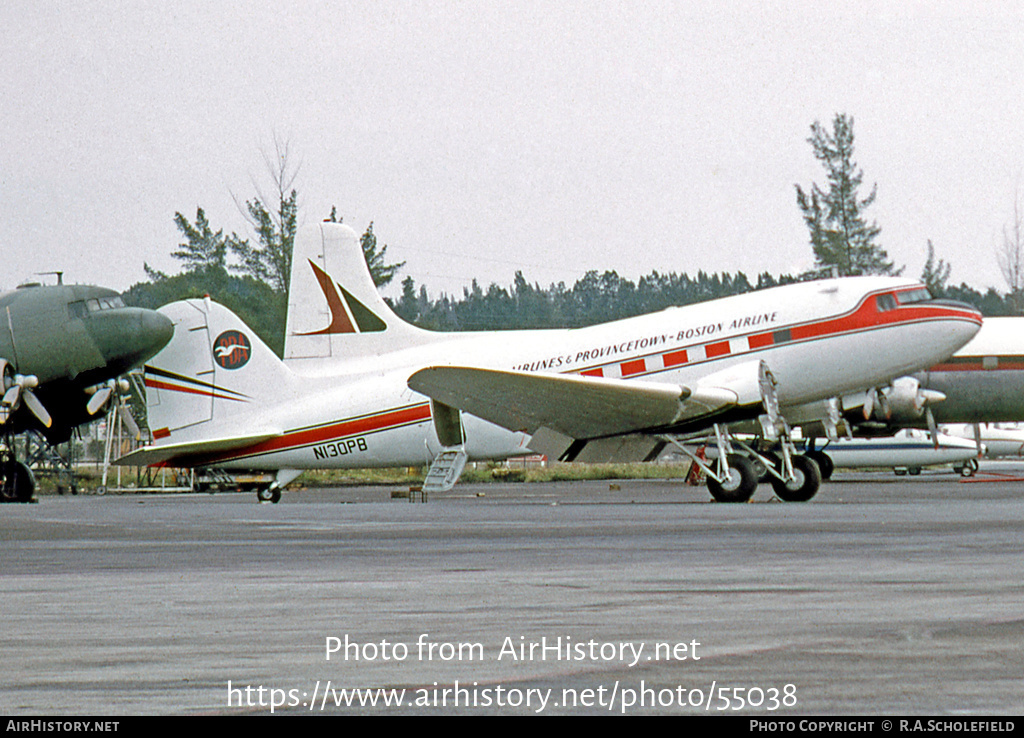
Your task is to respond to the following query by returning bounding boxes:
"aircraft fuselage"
[146,277,981,471]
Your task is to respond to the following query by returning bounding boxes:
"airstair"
[422,448,468,493]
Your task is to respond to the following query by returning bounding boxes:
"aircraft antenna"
[37,271,64,285]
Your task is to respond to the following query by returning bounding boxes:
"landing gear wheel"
[2,460,35,503]
[257,485,282,504]
[707,454,758,503]
[770,454,821,502]
[806,450,834,480]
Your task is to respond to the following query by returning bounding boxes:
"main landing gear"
[666,423,824,503]
[1,442,35,503]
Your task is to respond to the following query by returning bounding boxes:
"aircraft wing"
[408,363,763,443]
[113,430,282,467]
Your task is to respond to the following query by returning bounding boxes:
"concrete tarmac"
[2,470,1023,715]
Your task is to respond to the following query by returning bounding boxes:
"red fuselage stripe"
[166,403,433,466]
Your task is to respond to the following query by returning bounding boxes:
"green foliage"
[942,283,1016,317]
[229,191,297,295]
[796,114,898,276]
[122,266,287,356]
[395,268,782,331]
[360,222,404,289]
[171,208,235,272]
[920,240,952,297]
[325,209,406,289]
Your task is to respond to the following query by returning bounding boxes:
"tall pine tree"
[796,114,898,276]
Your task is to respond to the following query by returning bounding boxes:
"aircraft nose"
[140,309,175,357]
[91,307,175,372]
[933,298,983,346]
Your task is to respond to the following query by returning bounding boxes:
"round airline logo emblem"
[213,330,252,370]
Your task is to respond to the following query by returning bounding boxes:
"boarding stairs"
[423,448,468,493]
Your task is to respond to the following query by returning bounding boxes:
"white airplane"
[943,423,1024,461]
[804,428,979,476]
[116,222,982,503]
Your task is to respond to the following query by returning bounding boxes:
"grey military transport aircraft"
[0,278,174,501]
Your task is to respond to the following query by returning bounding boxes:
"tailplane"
[285,222,432,366]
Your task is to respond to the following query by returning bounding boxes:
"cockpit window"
[896,288,933,305]
[876,293,898,312]
[92,296,124,311]
[71,296,126,318]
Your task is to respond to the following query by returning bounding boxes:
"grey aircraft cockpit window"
[876,293,898,312]
[71,296,127,318]
[895,288,933,305]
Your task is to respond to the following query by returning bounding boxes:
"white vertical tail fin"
[285,222,432,366]
[145,298,294,445]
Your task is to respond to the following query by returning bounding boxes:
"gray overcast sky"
[2,1,1023,299]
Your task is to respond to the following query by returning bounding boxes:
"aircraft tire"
[707,454,757,503]
[957,459,978,477]
[806,450,834,480]
[770,454,821,502]
[256,485,282,504]
[2,461,35,503]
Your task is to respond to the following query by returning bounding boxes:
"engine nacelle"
[877,377,945,423]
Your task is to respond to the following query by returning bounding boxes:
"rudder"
[285,222,431,366]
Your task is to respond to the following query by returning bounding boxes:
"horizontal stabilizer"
[408,366,698,440]
[113,430,282,467]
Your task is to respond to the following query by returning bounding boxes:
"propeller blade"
[0,385,22,425]
[118,404,142,440]
[877,389,892,420]
[925,408,939,449]
[87,386,113,415]
[22,390,52,428]
[862,388,875,420]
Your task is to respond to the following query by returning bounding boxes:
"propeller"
[863,378,946,427]
[87,378,142,440]
[862,386,891,420]
[0,372,52,428]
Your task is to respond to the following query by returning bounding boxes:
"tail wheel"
[770,454,821,502]
[257,485,282,504]
[707,454,758,503]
